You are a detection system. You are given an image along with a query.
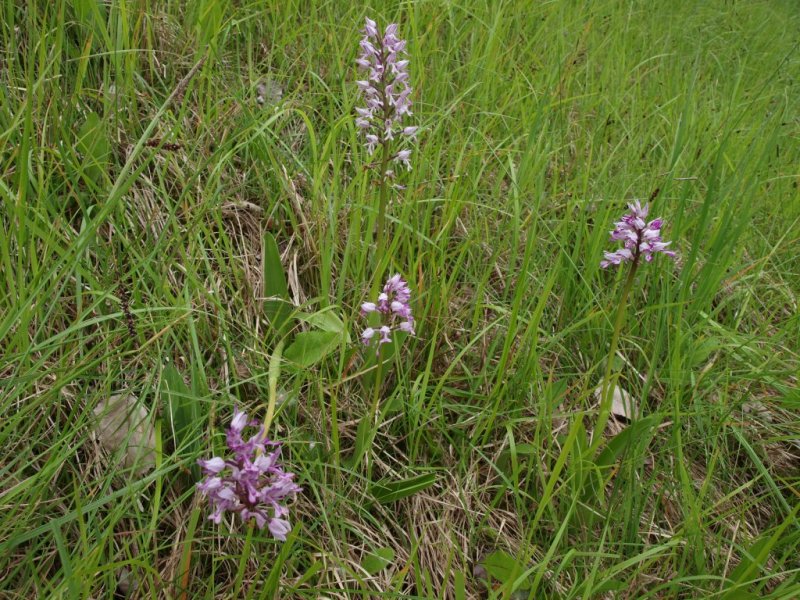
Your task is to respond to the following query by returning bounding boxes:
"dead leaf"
[220,200,264,217]
[116,567,138,597]
[594,383,638,421]
[256,78,283,107]
[93,393,156,475]
[742,400,774,423]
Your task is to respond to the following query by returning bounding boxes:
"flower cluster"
[600,201,677,268]
[355,18,417,169]
[197,409,301,541]
[361,274,415,350]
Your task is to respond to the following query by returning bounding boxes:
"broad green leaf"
[720,592,758,600]
[497,443,539,475]
[290,560,322,589]
[544,379,568,403]
[162,365,200,478]
[581,414,661,504]
[727,536,770,587]
[369,473,437,504]
[284,330,340,367]
[265,340,284,431]
[296,309,348,336]
[507,443,539,455]
[720,505,800,600]
[481,550,525,586]
[595,414,661,471]
[262,232,291,335]
[454,571,466,600]
[689,336,722,368]
[362,547,394,575]
[593,578,628,594]
[352,415,373,468]
[77,112,110,185]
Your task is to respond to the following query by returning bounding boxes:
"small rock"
[594,383,638,421]
[93,393,156,475]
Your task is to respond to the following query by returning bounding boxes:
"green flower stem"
[176,505,202,599]
[233,522,255,591]
[591,261,638,451]
[350,352,384,475]
[263,340,284,434]
[364,352,385,476]
[373,139,392,286]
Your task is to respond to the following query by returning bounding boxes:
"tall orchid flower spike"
[196,409,301,541]
[355,17,417,178]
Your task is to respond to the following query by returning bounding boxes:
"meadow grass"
[1,0,799,598]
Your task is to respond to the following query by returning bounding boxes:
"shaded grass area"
[1,0,798,597]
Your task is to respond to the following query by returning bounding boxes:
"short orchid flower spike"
[196,409,301,540]
[601,201,677,268]
[360,274,415,353]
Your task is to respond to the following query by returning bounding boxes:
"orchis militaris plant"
[353,274,415,473]
[593,201,677,449]
[355,17,417,278]
[196,409,301,541]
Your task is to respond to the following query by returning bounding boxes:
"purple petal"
[198,457,226,474]
[230,409,248,432]
[268,518,292,541]
[361,327,376,344]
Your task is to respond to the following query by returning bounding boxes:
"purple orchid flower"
[197,409,301,541]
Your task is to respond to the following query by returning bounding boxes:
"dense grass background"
[1,0,799,597]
